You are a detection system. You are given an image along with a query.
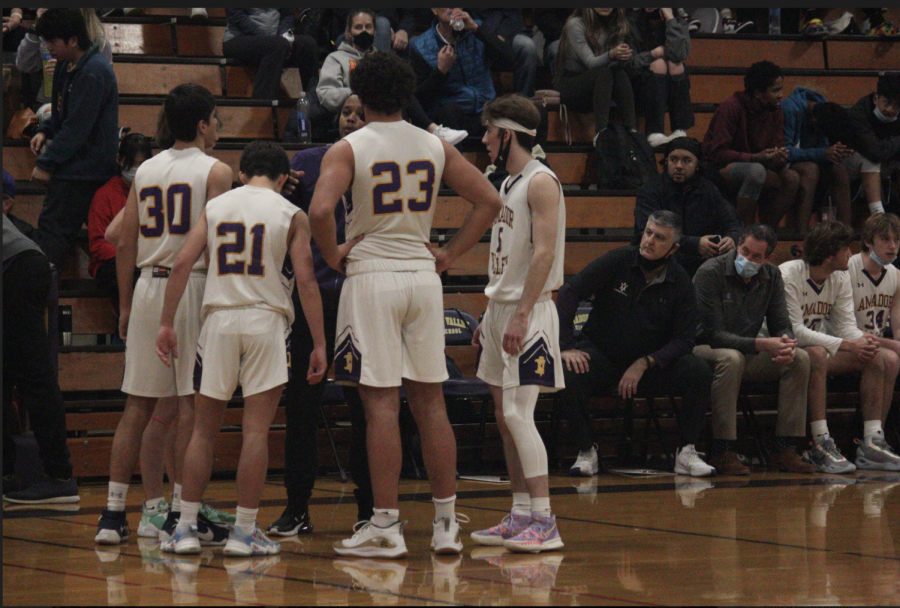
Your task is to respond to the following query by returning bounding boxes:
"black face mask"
[638,246,673,271]
[353,31,375,51]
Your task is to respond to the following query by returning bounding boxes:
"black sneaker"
[197,512,230,546]
[3,477,80,504]
[95,509,130,544]
[267,509,313,537]
[159,510,180,542]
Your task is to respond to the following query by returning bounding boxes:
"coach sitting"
[556,210,715,478]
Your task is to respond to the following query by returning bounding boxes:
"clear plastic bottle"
[296,92,311,144]
[768,8,781,35]
[451,18,465,32]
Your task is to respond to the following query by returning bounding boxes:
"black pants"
[36,178,106,272]
[637,70,695,135]
[222,34,319,99]
[559,340,710,452]
[3,250,73,479]
[283,296,371,511]
[558,65,636,132]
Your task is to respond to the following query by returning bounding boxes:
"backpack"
[595,123,657,190]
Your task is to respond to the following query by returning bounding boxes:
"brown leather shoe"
[709,451,751,476]
[771,447,815,474]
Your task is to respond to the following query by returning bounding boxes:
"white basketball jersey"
[848,253,898,337]
[200,185,300,324]
[134,147,219,270]
[343,121,446,263]
[486,160,566,302]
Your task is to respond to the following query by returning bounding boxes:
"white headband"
[489,118,537,138]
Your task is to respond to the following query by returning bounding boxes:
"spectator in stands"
[557,210,716,478]
[632,137,742,277]
[780,221,900,473]
[2,8,26,52]
[474,9,539,98]
[534,9,571,78]
[29,8,119,271]
[329,8,393,51]
[221,8,320,100]
[703,60,800,229]
[87,132,153,306]
[379,8,434,49]
[630,8,694,149]
[693,223,813,475]
[410,8,515,135]
[848,73,900,216]
[3,212,80,504]
[80,8,112,61]
[269,94,374,536]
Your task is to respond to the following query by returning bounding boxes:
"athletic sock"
[235,506,257,535]
[864,420,884,441]
[433,495,456,522]
[171,483,183,512]
[179,500,201,531]
[531,497,551,518]
[512,492,532,517]
[810,420,831,445]
[107,482,129,512]
[144,496,166,512]
[869,201,885,215]
[372,508,399,528]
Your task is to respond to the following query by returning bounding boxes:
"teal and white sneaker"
[224,526,281,557]
[138,499,169,538]
[161,524,201,555]
[200,500,236,525]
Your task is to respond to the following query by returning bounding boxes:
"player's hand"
[281,169,304,197]
[437,44,456,74]
[30,132,47,156]
[156,325,179,368]
[426,242,454,274]
[847,335,879,362]
[393,29,409,51]
[502,312,528,356]
[307,346,327,384]
[328,235,364,274]
[618,358,649,399]
[562,349,590,374]
[118,308,131,342]
[472,322,482,347]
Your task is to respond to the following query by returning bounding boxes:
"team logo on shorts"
[519,336,555,388]
[334,327,362,384]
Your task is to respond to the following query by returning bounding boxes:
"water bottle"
[296,92,311,144]
[768,8,781,35]
[59,305,73,347]
[41,48,54,99]
[451,18,465,32]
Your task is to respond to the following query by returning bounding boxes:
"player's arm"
[431,140,502,273]
[309,141,358,272]
[891,282,900,342]
[503,173,561,356]
[155,210,209,367]
[115,183,140,341]
[288,211,327,384]
[206,161,234,203]
[105,208,125,247]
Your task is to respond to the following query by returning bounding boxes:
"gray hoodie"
[316,41,371,113]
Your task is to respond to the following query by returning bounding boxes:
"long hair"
[79,8,105,48]
[556,8,630,85]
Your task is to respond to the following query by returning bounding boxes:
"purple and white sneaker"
[470,512,531,547]
[503,513,564,553]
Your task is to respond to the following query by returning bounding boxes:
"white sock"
[531,497,551,517]
[144,496,165,512]
[864,420,884,441]
[512,492,531,517]
[235,506,257,535]
[372,508,399,528]
[171,483,183,512]
[179,500,201,531]
[433,495,456,522]
[869,201,885,214]
[107,482,129,512]
[810,420,830,444]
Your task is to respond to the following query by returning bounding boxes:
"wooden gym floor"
[3,471,899,606]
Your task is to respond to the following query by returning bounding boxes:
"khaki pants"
[693,345,809,440]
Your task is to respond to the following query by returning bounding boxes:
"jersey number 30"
[217,223,266,276]
[371,160,435,215]
[139,184,192,238]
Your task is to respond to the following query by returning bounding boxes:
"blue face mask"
[875,106,898,123]
[120,167,137,183]
[870,250,897,266]
[735,253,762,278]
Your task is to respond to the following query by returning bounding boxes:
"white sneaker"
[223,526,281,557]
[674,444,716,477]
[333,519,408,558]
[855,436,900,471]
[431,514,469,555]
[569,444,599,477]
[433,125,468,146]
[647,132,672,148]
[669,129,687,140]
[190,7,208,22]
[122,7,143,15]
[826,11,854,35]
[802,438,857,474]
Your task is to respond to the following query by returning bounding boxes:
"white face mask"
[875,106,898,123]
[121,167,137,183]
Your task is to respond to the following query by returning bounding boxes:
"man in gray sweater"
[693,224,814,475]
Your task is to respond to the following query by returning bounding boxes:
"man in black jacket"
[557,211,715,478]
[848,73,900,215]
[632,137,742,277]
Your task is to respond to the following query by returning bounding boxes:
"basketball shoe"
[470,511,532,546]
[504,513,564,553]
[224,526,282,557]
[432,513,469,555]
[334,519,408,558]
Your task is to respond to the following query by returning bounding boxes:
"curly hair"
[860,212,900,253]
[803,220,853,267]
[349,51,416,115]
[744,60,783,96]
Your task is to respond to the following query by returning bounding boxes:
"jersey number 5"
[217,223,266,276]
[139,184,192,237]
[371,160,435,215]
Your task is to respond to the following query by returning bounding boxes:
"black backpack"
[595,123,657,190]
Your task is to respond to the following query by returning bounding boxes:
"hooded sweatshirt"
[849,92,900,164]
[782,87,829,164]
[702,90,785,168]
[316,41,370,114]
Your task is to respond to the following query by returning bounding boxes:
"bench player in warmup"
[309,51,501,558]
[156,140,328,556]
[469,95,567,553]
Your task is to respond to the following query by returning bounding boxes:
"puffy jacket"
[782,87,829,163]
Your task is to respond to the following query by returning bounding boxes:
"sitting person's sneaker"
[122,7,143,16]
[801,18,829,36]
[709,450,750,476]
[855,435,900,471]
[722,17,754,34]
[687,19,701,32]
[3,477,80,504]
[569,444,599,477]
[471,511,532,546]
[200,500,236,525]
[433,125,468,146]
[267,508,313,537]
[771,446,815,474]
[95,509,131,545]
[802,439,857,474]
[431,514,469,555]
[161,524,202,555]
[503,513,564,554]
[674,444,716,477]
[190,7,208,23]
[647,132,673,148]
[197,513,231,546]
[224,526,282,557]
[333,519,408,558]
[869,21,900,38]
[138,499,169,538]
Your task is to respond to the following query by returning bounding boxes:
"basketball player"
[778,221,900,474]
[845,213,900,470]
[469,95,565,553]
[309,51,501,558]
[95,84,234,545]
[156,140,328,556]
